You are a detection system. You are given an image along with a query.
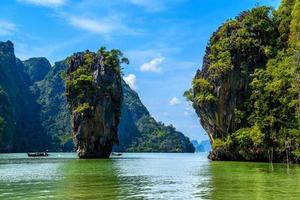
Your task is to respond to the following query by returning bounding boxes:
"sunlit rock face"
[66,49,124,158]
[190,7,279,161]
[190,0,300,162]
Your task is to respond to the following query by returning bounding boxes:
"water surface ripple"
[0,153,299,199]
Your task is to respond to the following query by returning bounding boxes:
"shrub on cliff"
[65,48,128,115]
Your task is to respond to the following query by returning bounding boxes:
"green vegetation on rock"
[186,0,300,162]
[33,60,71,151]
[125,115,195,153]
[185,78,216,105]
[65,48,127,116]
[23,57,51,82]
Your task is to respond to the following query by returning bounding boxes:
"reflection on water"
[56,153,212,199]
[0,153,299,199]
[207,162,300,200]
[57,159,120,199]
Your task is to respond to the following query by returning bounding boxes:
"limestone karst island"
[0,0,299,199]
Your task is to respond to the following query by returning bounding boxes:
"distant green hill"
[0,41,195,153]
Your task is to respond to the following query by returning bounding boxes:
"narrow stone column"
[65,48,127,158]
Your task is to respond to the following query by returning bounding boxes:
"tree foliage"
[65,48,128,113]
[126,116,195,152]
[185,78,216,105]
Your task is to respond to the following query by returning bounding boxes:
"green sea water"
[0,153,299,200]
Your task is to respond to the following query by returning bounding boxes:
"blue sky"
[0,0,280,142]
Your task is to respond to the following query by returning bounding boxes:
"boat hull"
[27,152,49,157]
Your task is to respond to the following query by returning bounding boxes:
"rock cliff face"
[66,49,125,158]
[192,7,276,160]
[0,41,50,152]
[188,0,300,162]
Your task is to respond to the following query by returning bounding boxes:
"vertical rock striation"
[65,48,126,158]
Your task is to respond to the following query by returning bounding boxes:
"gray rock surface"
[66,51,123,158]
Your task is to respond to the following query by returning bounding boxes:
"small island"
[65,48,128,158]
[185,0,300,163]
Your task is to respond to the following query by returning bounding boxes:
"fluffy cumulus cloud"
[18,0,65,7]
[0,20,16,36]
[140,56,164,73]
[124,74,137,90]
[169,97,181,106]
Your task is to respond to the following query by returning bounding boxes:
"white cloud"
[69,16,115,34]
[124,74,137,90]
[0,20,16,36]
[18,0,65,7]
[169,97,181,106]
[129,0,187,12]
[140,56,164,73]
[68,16,138,35]
[129,0,164,11]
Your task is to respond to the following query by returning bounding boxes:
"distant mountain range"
[191,140,211,152]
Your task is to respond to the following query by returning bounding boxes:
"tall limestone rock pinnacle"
[65,48,128,158]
